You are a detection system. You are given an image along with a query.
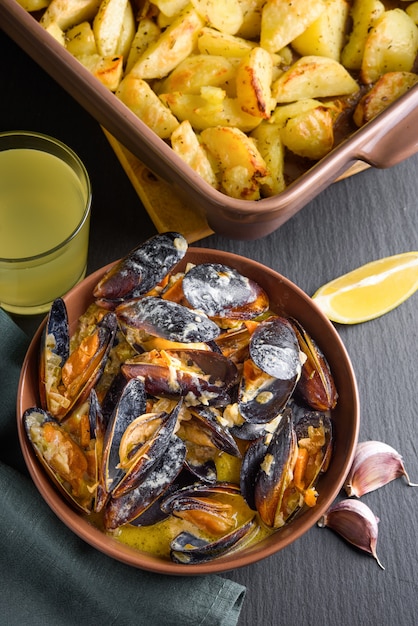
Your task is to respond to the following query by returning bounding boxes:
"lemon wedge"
[312,252,418,324]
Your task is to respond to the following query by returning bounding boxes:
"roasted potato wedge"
[236,47,275,119]
[292,0,350,61]
[250,121,286,196]
[160,90,263,132]
[191,0,243,35]
[361,9,418,84]
[272,56,359,102]
[260,0,327,53]
[200,126,268,200]
[341,0,385,70]
[93,0,129,57]
[129,7,205,79]
[235,0,264,39]
[40,0,101,30]
[66,21,98,57]
[116,75,180,137]
[197,26,256,57]
[280,106,334,160]
[125,18,161,74]
[354,71,418,126]
[78,54,124,90]
[170,120,218,187]
[155,55,238,95]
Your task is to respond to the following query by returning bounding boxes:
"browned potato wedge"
[292,0,350,61]
[66,22,98,57]
[197,27,256,57]
[280,106,334,160]
[236,0,264,39]
[236,47,275,119]
[78,54,123,91]
[129,7,205,79]
[125,19,161,74]
[250,121,286,195]
[170,120,218,187]
[116,75,180,138]
[200,126,267,200]
[270,98,325,127]
[44,22,66,45]
[40,0,101,30]
[155,55,238,95]
[260,0,327,53]
[93,0,129,57]
[191,0,243,35]
[341,0,385,70]
[272,56,359,102]
[353,71,418,126]
[116,0,136,59]
[160,90,263,132]
[361,9,418,84]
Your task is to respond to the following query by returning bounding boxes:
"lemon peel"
[312,252,418,324]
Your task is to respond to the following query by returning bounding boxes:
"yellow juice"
[0,147,91,314]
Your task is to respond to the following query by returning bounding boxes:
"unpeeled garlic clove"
[318,499,384,569]
[344,440,418,498]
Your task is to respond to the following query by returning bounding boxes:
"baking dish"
[2,0,418,240]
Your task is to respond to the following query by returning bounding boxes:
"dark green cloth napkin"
[0,308,246,626]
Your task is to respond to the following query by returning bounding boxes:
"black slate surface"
[2,26,418,626]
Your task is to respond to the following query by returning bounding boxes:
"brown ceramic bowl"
[17,248,359,574]
[3,0,418,240]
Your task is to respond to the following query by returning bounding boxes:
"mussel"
[116,296,220,351]
[39,302,117,421]
[181,263,269,322]
[122,349,239,407]
[290,319,338,411]
[93,232,188,307]
[161,482,258,563]
[103,435,187,530]
[238,316,302,423]
[23,407,96,513]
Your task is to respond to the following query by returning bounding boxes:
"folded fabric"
[0,308,246,626]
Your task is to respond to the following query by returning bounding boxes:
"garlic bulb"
[318,499,384,569]
[344,440,418,498]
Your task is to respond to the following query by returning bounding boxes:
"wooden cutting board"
[103,129,369,243]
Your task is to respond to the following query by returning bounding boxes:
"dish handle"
[354,85,418,169]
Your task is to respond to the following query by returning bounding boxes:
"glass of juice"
[0,131,92,315]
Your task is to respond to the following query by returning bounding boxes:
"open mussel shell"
[103,435,186,530]
[93,232,188,306]
[254,408,298,528]
[179,406,241,483]
[96,377,148,511]
[293,402,333,479]
[290,318,338,411]
[238,316,302,424]
[169,517,259,564]
[40,308,118,422]
[181,263,269,320]
[122,349,239,407]
[39,298,69,409]
[23,407,95,514]
[116,296,220,350]
[111,400,182,499]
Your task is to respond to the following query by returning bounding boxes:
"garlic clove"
[344,440,418,498]
[318,499,384,569]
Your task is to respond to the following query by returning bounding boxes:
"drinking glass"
[0,131,92,314]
